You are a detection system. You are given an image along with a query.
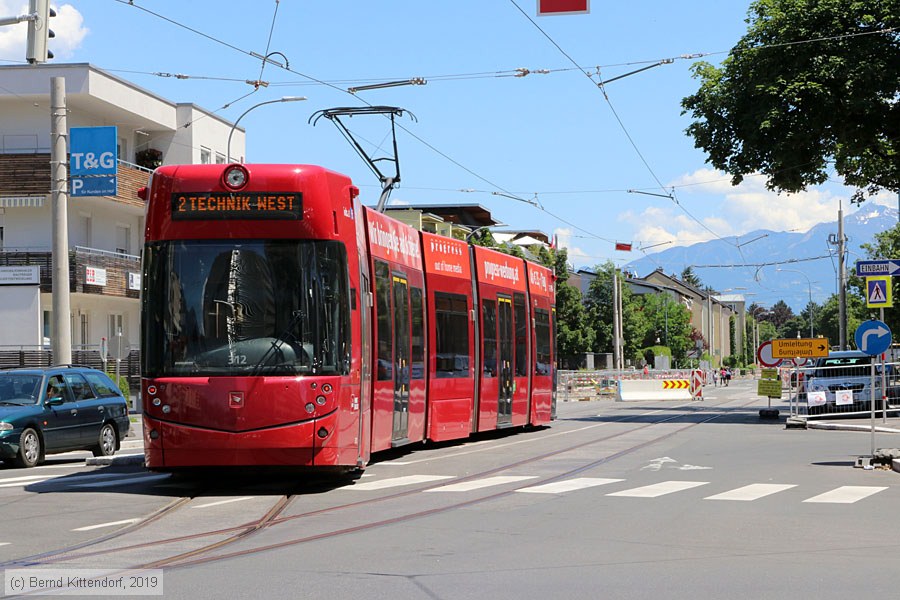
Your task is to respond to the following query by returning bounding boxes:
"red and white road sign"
[537,0,590,15]
[756,341,782,368]
[691,369,703,401]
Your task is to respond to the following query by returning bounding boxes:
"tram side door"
[392,275,410,442]
[497,296,513,426]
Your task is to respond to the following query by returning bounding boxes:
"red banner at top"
[364,208,423,270]
[537,0,589,15]
[615,242,632,252]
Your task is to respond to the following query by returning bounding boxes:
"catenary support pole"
[50,76,71,364]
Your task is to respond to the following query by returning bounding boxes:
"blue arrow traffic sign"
[856,260,900,277]
[854,319,892,356]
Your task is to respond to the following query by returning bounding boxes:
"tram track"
[6,394,758,572]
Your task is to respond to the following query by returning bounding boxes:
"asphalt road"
[3,380,900,599]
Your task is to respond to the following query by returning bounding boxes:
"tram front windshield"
[142,240,350,377]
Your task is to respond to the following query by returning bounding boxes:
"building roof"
[391,203,500,227]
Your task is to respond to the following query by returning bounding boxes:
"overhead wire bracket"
[310,106,416,212]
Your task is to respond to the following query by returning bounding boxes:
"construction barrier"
[617,378,694,402]
[691,369,703,401]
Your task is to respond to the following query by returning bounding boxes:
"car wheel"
[92,423,118,457]
[14,428,41,468]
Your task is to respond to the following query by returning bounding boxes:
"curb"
[85,453,144,467]
[806,421,900,434]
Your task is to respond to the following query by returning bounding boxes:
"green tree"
[555,281,595,361]
[682,0,900,203]
[815,293,867,347]
[769,300,795,329]
[680,266,702,288]
[584,262,646,363]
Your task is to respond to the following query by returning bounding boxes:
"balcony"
[0,153,150,207]
[0,246,140,299]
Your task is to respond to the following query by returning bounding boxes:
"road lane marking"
[516,478,624,494]
[705,484,797,501]
[425,476,538,492]
[0,475,55,484]
[803,486,888,504]
[72,518,140,532]
[191,497,256,509]
[346,475,454,491]
[607,480,709,498]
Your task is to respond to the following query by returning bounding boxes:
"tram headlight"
[222,164,249,190]
[161,405,171,414]
[152,398,162,406]
[305,402,316,414]
[315,395,326,406]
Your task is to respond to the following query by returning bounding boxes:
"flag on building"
[537,0,590,16]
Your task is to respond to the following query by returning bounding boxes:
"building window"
[215,153,226,164]
[108,314,124,346]
[200,147,211,164]
[115,225,130,255]
[0,226,4,250]
[80,314,89,347]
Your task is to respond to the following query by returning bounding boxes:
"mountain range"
[621,205,900,312]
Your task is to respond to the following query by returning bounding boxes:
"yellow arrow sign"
[662,380,689,389]
[771,338,829,359]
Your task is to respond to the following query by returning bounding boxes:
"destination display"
[171,192,302,220]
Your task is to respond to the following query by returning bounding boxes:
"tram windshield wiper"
[251,310,308,375]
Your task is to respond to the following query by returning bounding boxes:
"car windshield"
[814,356,874,378]
[142,239,351,377]
[0,374,42,405]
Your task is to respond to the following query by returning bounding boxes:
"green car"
[0,366,130,468]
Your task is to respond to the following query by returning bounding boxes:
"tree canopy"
[682,0,899,202]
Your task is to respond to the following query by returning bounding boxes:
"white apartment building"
[0,63,243,356]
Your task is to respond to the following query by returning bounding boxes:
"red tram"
[139,163,555,470]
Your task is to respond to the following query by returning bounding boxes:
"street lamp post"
[226,96,307,163]
[777,268,814,338]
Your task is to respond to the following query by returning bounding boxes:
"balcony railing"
[0,246,141,298]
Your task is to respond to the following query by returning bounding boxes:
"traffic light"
[25,0,55,64]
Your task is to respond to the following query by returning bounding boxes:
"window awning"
[0,196,45,208]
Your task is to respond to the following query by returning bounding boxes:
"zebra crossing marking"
[347,475,454,491]
[802,486,888,504]
[342,473,895,506]
[607,480,709,498]
[426,476,538,492]
[705,483,796,501]
[516,478,624,494]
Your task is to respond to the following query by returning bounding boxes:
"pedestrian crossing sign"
[866,276,892,308]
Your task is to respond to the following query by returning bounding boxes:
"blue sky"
[0,0,892,279]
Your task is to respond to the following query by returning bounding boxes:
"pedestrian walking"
[712,370,718,387]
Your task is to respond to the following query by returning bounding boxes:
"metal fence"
[781,359,900,419]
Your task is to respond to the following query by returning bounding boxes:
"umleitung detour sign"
[771,338,829,359]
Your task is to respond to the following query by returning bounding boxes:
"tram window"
[535,308,551,375]
[435,292,469,378]
[374,260,392,381]
[514,293,527,377]
[410,288,425,380]
[482,300,497,377]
